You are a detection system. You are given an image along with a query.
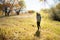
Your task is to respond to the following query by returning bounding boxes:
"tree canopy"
[0,0,26,11]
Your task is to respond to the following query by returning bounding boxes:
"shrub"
[51,9,60,21]
[50,3,60,21]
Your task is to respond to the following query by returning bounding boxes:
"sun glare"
[25,0,50,11]
[25,0,59,11]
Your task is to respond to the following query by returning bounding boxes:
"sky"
[0,0,59,11]
[25,0,60,11]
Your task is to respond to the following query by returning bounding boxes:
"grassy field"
[0,12,60,40]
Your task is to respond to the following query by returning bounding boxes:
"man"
[36,12,41,30]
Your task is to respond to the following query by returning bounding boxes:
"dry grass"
[0,12,60,40]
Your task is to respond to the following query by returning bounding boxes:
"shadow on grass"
[0,14,17,18]
[34,30,40,37]
[0,16,6,18]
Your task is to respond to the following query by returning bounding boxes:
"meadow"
[0,11,60,40]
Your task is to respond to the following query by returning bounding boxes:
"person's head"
[36,12,40,15]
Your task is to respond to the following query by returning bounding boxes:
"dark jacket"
[36,13,41,22]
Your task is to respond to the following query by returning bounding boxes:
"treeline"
[40,3,60,21]
[0,0,26,16]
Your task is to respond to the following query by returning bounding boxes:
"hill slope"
[0,13,60,40]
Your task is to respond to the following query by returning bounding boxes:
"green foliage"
[40,9,50,13]
[18,0,26,8]
[50,3,60,21]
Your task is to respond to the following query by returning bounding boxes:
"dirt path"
[12,14,34,18]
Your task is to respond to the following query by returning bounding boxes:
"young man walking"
[36,12,41,30]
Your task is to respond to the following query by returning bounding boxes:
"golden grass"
[40,12,60,40]
[0,12,60,40]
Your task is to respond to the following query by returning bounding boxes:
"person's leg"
[38,22,40,30]
[37,22,40,30]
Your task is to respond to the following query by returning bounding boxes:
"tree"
[18,0,26,11]
[0,0,26,16]
[50,3,60,21]
[0,0,14,16]
[56,3,60,9]
[14,0,26,15]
